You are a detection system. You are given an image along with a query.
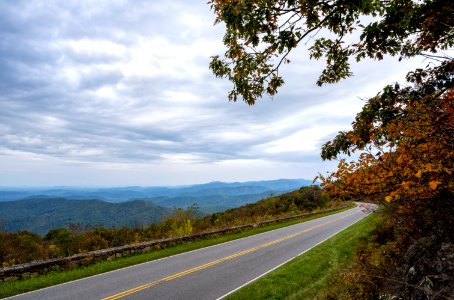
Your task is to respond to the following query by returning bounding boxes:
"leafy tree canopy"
[210,0,453,205]
[209,0,453,104]
[319,61,453,204]
[210,2,453,296]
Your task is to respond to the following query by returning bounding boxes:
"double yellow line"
[102,211,357,300]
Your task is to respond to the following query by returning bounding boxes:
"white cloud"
[0,0,432,186]
[65,38,128,58]
[216,131,258,142]
[258,126,344,154]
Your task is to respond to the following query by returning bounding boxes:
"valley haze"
[0,179,311,235]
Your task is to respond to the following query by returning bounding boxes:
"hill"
[148,191,277,213]
[0,198,172,235]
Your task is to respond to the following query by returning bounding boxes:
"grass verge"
[225,212,381,300]
[0,205,353,298]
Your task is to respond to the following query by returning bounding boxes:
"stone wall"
[0,205,351,282]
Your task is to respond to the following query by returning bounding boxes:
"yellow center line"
[101,211,358,300]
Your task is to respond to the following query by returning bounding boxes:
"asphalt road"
[9,205,373,300]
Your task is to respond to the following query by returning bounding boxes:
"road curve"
[8,206,372,300]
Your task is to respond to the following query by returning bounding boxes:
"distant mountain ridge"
[0,179,312,234]
[0,179,311,202]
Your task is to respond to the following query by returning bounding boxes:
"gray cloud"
[0,0,423,186]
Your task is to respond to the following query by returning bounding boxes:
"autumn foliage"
[319,61,453,207]
[318,61,454,298]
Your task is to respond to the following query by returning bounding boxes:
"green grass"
[0,205,353,298]
[226,212,380,300]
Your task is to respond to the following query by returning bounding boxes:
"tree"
[45,227,72,256]
[209,0,453,104]
[317,72,453,297]
[209,0,453,213]
[162,205,199,237]
[319,62,453,202]
[210,2,453,297]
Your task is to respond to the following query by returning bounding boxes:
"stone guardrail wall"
[0,204,352,282]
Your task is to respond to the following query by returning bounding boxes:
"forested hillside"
[0,198,171,235]
[0,185,339,267]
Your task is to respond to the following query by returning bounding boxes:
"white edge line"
[215,211,369,300]
[5,206,358,300]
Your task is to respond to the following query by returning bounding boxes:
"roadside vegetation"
[0,203,351,298]
[0,185,337,267]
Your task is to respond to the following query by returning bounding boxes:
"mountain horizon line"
[0,178,311,189]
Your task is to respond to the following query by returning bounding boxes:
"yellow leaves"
[429,180,441,190]
[401,181,411,190]
[396,155,404,164]
[424,163,434,172]
[415,170,422,178]
[385,191,399,202]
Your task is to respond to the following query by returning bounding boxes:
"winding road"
[8,205,373,300]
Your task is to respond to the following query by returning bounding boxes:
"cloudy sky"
[0,0,425,186]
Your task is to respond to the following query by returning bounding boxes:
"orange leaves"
[401,181,411,190]
[429,181,441,190]
[385,191,399,203]
[349,134,360,144]
[388,122,396,133]
[424,163,434,172]
[321,85,453,205]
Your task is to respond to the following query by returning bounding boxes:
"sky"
[0,0,426,187]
